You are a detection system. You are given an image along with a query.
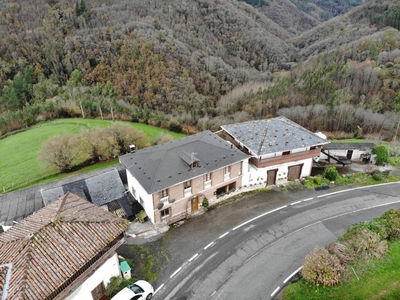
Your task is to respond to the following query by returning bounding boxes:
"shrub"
[372,170,383,181]
[202,197,209,209]
[314,176,322,185]
[343,230,387,259]
[380,209,400,240]
[324,166,339,181]
[301,246,344,286]
[372,144,389,165]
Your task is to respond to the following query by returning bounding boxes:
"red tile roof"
[0,193,129,300]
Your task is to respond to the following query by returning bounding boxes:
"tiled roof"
[119,130,249,194]
[221,116,329,156]
[0,193,129,300]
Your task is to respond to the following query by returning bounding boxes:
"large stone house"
[220,116,329,186]
[0,192,129,300]
[119,130,249,224]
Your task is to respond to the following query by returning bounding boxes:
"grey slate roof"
[119,130,249,194]
[40,168,134,218]
[323,142,376,151]
[221,116,329,156]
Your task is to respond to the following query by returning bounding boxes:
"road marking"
[189,254,199,262]
[291,201,301,205]
[233,205,287,231]
[271,286,280,297]
[170,267,182,279]
[219,232,229,239]
[284,266,303,283]
[302,197,314,202]
[154,284,164,295]
[204,242,215,250]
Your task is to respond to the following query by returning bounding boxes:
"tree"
[106,123,149,155]
[39,134,85,172]
[81,128,116,161]
[67,70,85,118]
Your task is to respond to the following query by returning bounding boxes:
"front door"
[266,169,278,186]
[191,197,199,211]
[347,150,353,159]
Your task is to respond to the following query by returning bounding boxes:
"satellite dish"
[157,203,164,210]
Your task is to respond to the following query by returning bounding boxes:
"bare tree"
[39,133,85,172]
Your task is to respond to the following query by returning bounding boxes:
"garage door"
[288,164,303,180]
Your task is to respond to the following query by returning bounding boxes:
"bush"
[202,197,209,209]
[372,144,389,165]
[314,176,322,185]
[343,230,387,259]
[372,170,383,181]
[301,246,344,286]
[324,166,339,181]
[380,209,400,240]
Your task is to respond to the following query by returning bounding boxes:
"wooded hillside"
[1,0,400,140]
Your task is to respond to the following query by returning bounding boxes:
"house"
[41,168,136,219]
[220,116,330,186]
[119,130,249,224]
[319,142,376,163]
[0,192,129,300]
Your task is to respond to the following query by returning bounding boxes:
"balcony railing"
[224,173,230,181]
[204,180,212,189]
[160,196,169,204]
[184,187,192,197]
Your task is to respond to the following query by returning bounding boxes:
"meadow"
[0,119,186,193]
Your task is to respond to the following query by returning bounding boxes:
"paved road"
[148,182,400,300]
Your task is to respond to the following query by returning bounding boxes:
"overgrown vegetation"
[284,209,400,299]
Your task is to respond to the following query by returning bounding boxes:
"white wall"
[126,171,155,223]
[243,158,313,186]
[65,252,120,300]
[319,149,366,162]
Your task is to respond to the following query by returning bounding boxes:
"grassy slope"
[284,239,400,300]
[0,119,186,193]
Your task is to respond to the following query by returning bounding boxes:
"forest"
[1,0,400,140]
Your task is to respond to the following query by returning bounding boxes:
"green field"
[0,119,186,193]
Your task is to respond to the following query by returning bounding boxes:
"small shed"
[120,261,131,280]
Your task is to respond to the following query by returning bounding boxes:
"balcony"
[160,196,169,204]
[204,180,212,189]
[184,187,192,197]
[224,173,230,181]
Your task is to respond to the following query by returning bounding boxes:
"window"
[283,151,290,155]
[91,282,105,300]
[160,208,170,218]
[224,166,230,174]
[310,146,316,150]
[204,173,211,182]
[204,173,212,189]
[184,180,191,189]
[224,166,230,181]
[160,189,168,198]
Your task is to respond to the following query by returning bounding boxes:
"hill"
[1,0,400,140]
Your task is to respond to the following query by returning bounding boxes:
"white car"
[111,280,154,300]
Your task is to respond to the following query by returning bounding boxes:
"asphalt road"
[151,182,400,300]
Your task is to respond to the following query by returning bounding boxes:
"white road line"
[283,266,303,283]
[219,232,229,239]
[204,242,215,250]
[302,197,314,202]
[189,254,199,262]
[271,286,280,297]
[233,205,287,231]
[291,201,301,205]
[170,267,182,279]
[316,182,399,198]
[154,284,164,295]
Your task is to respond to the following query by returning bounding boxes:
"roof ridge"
[257,120,270,156]
[55,192,70,219]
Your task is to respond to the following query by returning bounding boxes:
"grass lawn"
[284,239,400,300]
[0,119,186,193]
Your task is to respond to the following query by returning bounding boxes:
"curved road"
[152,182,400,300]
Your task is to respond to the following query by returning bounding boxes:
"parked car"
[111,280,154,300]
